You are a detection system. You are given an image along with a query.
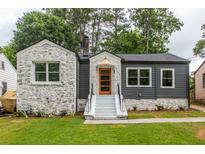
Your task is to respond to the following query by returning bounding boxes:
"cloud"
[167,8,205,72]
[0,8,40,47]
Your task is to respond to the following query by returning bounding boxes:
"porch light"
[99,57,112,66]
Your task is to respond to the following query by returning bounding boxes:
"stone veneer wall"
[78,99,87,112]
[125,99,188,111]
[17,40,76,115]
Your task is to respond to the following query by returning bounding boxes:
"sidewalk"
[84,117,205,124]
[191,104,205,112]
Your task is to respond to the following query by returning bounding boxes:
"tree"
[97,8,132,53]
[193,39,205,57]
[12,11,79,52]
[102,30,144,53]
[1,43,17,67]
[46,8,109,53]
[130,8,183,53]
[45,8,94,48]
[193,24,205,57]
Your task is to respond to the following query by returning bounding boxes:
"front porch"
[84,51,127,120]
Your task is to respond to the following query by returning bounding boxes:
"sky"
[0,8,204,73]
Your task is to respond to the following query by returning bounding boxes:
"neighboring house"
[195,60,205,100]
[0,52,17,96]
[17,39,190,119]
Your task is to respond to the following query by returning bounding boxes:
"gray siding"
[79,61,89,99]
[121,62,189,99]
[156,64,188,98]
[121,63,156,99]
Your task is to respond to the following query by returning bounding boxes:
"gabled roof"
[89,50,123,59]
[194,60,205,74]
[78,52,189,63]
[117,53,189,63]
[17,39,75,56]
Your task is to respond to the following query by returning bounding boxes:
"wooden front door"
[99,68,111,95]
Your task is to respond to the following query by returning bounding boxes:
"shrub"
[15,111,28,118]
[178,106,185,111]
[156,105,164,111]
[133,106,138,111]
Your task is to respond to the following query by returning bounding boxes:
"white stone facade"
[89,52,121,95]
[17,40,77,115]
[78,99,87,112]
[125,98,188,111]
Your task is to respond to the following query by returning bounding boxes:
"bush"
[15,111,28,118]
[178,106,185,111]
[156,105,164,111]
[133,106,137,111]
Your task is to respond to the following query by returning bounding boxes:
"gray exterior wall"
[121,62,189,99]
[79,61,89,99]
[156,64,188,98]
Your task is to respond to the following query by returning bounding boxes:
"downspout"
[154,64,157,100]
[76,56,79,113]
[187,63,190,108]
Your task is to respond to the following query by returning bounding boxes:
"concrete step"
[96,99,115,103]
[96,96,115,98]
[95,108,116,111]
[96,98,115,100]
[95,114,117,117]
[95,104,115,106]
[95,110,116,114]
[94,95,117,120]
[96,100,115,102]
[96,103,115,105]
[96,103,115,106]
[94,117,118,120]
[95,106,115,108]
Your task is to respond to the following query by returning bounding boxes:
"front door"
[99,68,111,95]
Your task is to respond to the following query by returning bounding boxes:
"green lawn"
[128,111,205,119]
[1,113,205,144]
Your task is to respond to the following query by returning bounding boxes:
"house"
[16,39,190,119]
[0,52,17,96]
[194,60,205,100]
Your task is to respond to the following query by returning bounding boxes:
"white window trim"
[160,68,175,88]
[126,67,152,87]
[32,61,61,85]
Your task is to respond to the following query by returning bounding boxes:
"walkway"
[191,104,205,112]
[84,117,205,124]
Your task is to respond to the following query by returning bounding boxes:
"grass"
[1,113,205,144]
[128,110,205,119]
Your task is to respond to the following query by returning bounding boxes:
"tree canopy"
[193,24,205,57]
[129,8,183,53]
[12,11,79,52]
[2,8,184,67]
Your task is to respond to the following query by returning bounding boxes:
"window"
[35,63,46,81]
[2,82,7,95]
[203,73,205,88]
[35,62,60,82]
[161,68,175,88]
[126,67,152,87]
[0,61,5,70]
